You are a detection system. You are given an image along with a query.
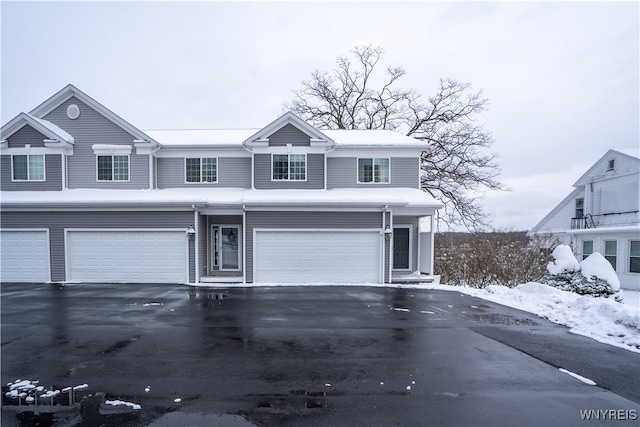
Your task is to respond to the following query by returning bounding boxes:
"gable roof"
[243,112,334,146]
[1,112,74,145]
[27,84,158,145]
[574,149,640,186]
[530,186,582,233]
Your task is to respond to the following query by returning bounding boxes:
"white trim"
[184,157,218,184]
[154,149,251,158]
[252,227,383,284]
[242,208,247,283]
[392,224,413,272]
[95,154,131,182]
[10,153,46,182]
[211,225,242,272]
[628,238,640,274]
[0,228,51,283]
[91,144,132,156]
[271,153,307,182]
[64,228,189,284]
[389,212,394,284]
[194,209,200,283]
[356,157,391,184]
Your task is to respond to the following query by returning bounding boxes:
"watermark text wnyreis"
[580,409,637,421]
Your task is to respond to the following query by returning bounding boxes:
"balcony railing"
[571,215,596,230]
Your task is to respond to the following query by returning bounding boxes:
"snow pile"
[104,399,142,410]
[540,245,623,302]
[462,282,640,351]
[546,245,580,274]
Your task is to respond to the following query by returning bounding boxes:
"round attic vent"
[67,104,80,120]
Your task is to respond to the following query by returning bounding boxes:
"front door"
[393,227,411,270]
[212,226,241,271]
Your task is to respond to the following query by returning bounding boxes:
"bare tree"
[287,46,507,231]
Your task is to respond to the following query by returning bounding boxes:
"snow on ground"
[191,281,640,352]
[423,282,640,353]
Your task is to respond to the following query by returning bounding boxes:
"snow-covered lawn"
[420,282,640,353]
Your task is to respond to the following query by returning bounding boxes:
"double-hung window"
[604,240,617,270]
[630,240,640,273]
[358,158,389,183]
[97,155,129,181]
[186,158,217,183]
[272,154,306,181]
[12,154,45,181]
[582,240,593,260]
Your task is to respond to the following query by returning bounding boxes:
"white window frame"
[96,155,130,182]
[211,225,242,272]
[581,240,593,260]
[629,239,640,274]
[603,239,617,271]
[271,153,307,181]
[185,157,218,184]
[357,157,390,184]
[11,154,46,182]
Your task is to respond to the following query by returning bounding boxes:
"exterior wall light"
[384,226,393,241]
[186,225,196,240]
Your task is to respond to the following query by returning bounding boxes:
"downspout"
[429,215,435,276]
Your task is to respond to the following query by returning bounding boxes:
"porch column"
[418,216,434,274]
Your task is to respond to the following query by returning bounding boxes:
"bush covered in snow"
[539,245,623,302]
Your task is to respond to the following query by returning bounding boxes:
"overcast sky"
[2,1,638,231]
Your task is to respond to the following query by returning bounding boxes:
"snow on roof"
[143,129,257,146]
[144,128,427,149]
[0,187,442,209]
[28,115,75,144]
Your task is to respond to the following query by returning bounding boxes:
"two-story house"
[0,84,442,285]
[531,149,640,291]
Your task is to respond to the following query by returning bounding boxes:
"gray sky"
[2,1,638,231]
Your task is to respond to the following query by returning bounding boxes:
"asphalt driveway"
[1,283,638,426]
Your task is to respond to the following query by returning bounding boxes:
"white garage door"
[67,230,188,283]
[0,230,50,282]
[254,230,381,283]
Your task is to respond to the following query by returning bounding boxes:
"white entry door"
[254,230,381,283]
[212,226,241,271]
[67,230,188,283]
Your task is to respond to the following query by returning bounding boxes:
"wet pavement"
[1,283,638,426]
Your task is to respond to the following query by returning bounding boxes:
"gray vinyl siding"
[157,157,251,189]
[1,154,62,191]
[42,96,150,189]
[394,216,419,272]
[0,211,193,282]
[254,153,324,189]
[6,124,48,148]
[327,157,420,189]
[269,124,311,147]
[245,211,383,282]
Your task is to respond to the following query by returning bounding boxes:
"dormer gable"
[243,112,334,149]
[1,113,74,149]
[573,149,640,187]
[27,84,158,150]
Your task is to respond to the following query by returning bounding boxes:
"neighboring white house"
[531,149,640,291]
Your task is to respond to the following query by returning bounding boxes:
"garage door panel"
[0,230,50,282]
[255,230,380,283]
[68,231,187,283]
